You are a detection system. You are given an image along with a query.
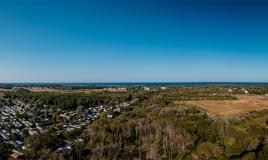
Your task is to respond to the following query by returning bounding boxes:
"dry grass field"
[0,89,8,98]
[176,95,268,117]
[0,88,10,92]
[0,88,104,94]
[29,88,103,94]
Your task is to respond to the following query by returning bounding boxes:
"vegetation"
[1,85,268,159]
[3,91,150,110]
[19,104,268,159]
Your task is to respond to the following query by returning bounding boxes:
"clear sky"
[0,0,268,83]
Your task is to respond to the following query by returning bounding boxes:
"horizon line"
[1,81,268,84]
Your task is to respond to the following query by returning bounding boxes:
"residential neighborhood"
[0,96,136,158]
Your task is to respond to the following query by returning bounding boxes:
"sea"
[1,82,268,87]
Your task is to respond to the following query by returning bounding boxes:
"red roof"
[9,152,21,159]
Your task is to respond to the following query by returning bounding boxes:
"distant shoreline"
[1,82,268,87]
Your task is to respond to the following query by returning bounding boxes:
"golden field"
[176,95,268,117]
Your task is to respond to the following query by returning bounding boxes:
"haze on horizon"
[0,0,268,83]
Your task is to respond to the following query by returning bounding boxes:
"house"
[242,88,249,94]
[64,142,75,150]
[123,102,129,107]
[9,150,24,160]
[28,130,38,136]
[55,147,64,153]
[160,87,167,90]
[104,87,127,92]
[114,107,121,113]
[22,145,27,150]
[143,87,150,91]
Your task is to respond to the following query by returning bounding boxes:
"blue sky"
[0,0,268,82]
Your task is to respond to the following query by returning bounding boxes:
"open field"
[0,88,104,94]
[176,95,268,117]
[0,89,7,98]
[29,88,104,94]
[0,88,10,92]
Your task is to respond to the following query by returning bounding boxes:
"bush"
[196,142,223,159]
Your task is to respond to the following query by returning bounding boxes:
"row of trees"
[3,91,150,110]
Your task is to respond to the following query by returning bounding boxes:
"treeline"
[3,91,151,110]
[159,85,268,100]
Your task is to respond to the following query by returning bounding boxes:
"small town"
[0,96,136,159]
